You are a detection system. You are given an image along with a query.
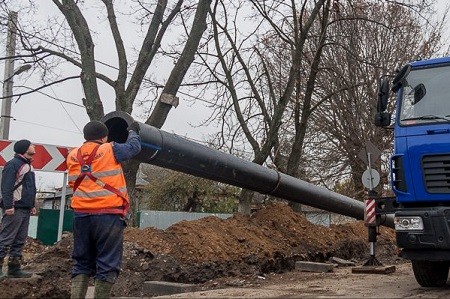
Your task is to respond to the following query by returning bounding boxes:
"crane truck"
[375,57,450,287]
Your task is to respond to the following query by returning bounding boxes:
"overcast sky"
[1,1,450,191]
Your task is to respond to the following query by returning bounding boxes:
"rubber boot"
[7,257,32,278]
[0,258,5,281]
[94,279,113,299]
[70,274,89,299]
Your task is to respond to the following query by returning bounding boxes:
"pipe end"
[101,111,134,143]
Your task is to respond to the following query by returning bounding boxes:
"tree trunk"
[238,189,253,215]
[122,160,140,227]
[148,0,211,128]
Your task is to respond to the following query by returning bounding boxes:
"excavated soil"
[0,202,398,298]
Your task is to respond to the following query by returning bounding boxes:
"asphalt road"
[154,262,450,298]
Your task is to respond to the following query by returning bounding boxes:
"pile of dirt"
[0,202,399,298]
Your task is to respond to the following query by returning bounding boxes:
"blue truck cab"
[376,57,450,287]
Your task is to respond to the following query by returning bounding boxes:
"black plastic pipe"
[102,111,394,228]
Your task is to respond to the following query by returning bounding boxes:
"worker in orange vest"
[66,120,141,299]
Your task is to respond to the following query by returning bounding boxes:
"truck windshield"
[399,64,450,126]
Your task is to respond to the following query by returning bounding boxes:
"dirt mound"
[0,202,399,298]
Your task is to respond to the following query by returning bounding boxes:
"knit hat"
[83,120,109,141]
[14,139,31,155]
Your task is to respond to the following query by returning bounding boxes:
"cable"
[13,84,85,108]
[18,28,225,108]
[7,28,245,142]
[13,118,82,134]
[0,78,86,108]
[49,84,82,133]
[19,30,162,88]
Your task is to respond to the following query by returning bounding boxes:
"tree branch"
[36,46,115,86]
[53,0,104,120]
[0,75,80,100]
[101,0,128,92]
[148,0,211,128]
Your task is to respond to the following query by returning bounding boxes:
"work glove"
[127,121,140,134]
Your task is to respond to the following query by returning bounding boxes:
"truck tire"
[411,260,449,287]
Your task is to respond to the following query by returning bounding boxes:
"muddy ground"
[0,202,399,298]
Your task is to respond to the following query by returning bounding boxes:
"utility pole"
[1,11,18,140]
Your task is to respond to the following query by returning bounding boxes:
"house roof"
[39,187,73,200]
[136,177,149,187]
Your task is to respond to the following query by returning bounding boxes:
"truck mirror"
[392,64,411,92]
[413,83,426,105]
[375,112,391,127]
[377,78,390,112]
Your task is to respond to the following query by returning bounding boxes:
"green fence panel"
[36,209,73,245]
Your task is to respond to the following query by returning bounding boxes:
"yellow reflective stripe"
[68,169,122,181]
[74,187,128,198]
[68,175,79,181]
[68,176,91,183]
[74,190,111,198]
[94,169,123,177]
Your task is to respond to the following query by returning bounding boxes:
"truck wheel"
[411,260,449,287]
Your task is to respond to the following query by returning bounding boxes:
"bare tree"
[140,165,239,213]
[309,0,448,198]
[2,0,446,222]
[194,0,448,214]
[0,0,211,224]
[197,0,326,214]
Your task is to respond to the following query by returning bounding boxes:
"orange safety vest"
[66,141,129,216]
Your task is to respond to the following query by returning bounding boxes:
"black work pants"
[0,208,31,258]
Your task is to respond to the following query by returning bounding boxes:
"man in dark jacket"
[0,139,37,280]
[67,121,141,298]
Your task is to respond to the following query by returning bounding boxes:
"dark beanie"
[83,121,108,141]
[14,139,31,155]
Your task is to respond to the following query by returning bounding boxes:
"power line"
[18,28,224,108]
[6,27,233,139]
[49,84,82,133]
[0,76,86,108]
[14,85,85,108]
[0,82,84,135]
[19,29,163,88]
[13,118,81,134]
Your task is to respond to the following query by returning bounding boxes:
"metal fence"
[138,210,339,230]
[138,210,233,230]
